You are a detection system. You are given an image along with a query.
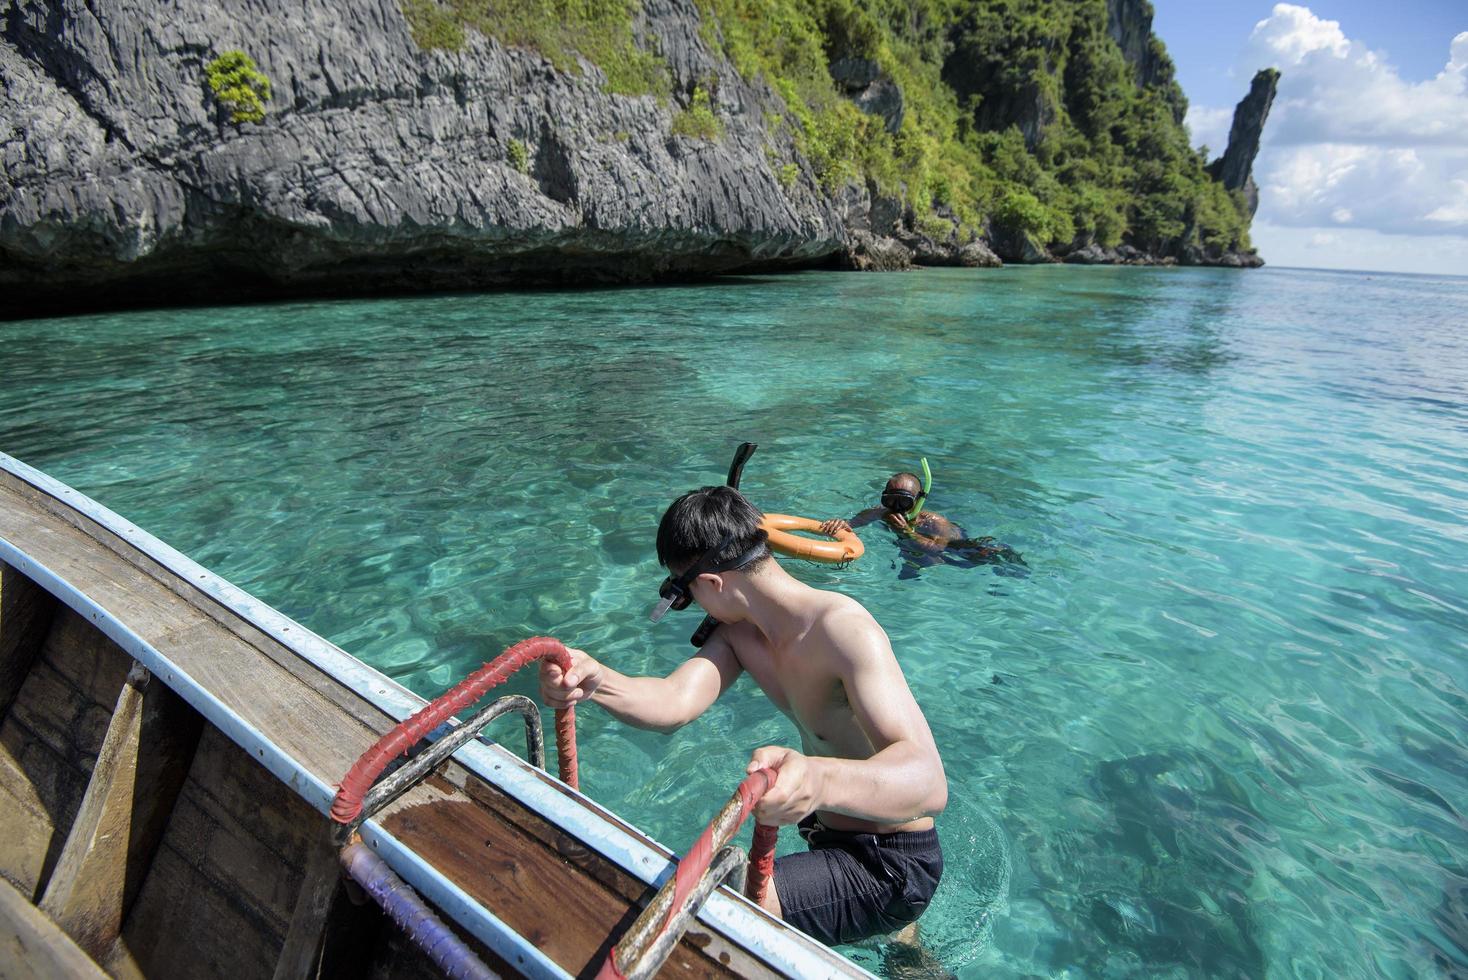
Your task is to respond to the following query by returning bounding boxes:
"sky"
[1151,1,1468,275]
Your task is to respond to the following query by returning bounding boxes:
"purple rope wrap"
[341,842,498,980]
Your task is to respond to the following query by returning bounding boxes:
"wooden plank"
[106,726,315,980]
[0,486,375,791]
[462,778,779,979]
[270,831,340,980]
[0,561,57,721]
[0,719,74,899]
[38,664,202,959]
[0,475,400,739]
[277,837,523,980]
[0,608,131,899]
[0,874,108,980]
[381,788,742,979]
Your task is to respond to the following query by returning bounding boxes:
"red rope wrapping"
[595,768,778,980]
[665,768,775,933]
[554,703,578,791]
[745,823,778,904]
[596,954,628,980]
[331,636,577,823]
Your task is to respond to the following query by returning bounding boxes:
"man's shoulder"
[810,587,872,620]
[917,511,962,535]
[809,592,887,659]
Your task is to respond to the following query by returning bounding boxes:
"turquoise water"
[3,266,1466,977]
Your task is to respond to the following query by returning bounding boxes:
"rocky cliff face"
[1105,0,1180,118]
[2,0,867,312]
[1208,68,1279,218]
[1,0,1266,316]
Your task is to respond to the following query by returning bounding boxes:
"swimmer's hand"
[819,518,852,536]
[539,647,603,709]
[747,746,826,826]
[884,511,911,533]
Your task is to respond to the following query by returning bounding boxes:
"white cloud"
[1257,142,1468,236]
[1425,179,1468,224]
[1200,4,1468,258]
[1184,105,1233,155]
[1248,3,1349,65]
[1241,8,1468,148]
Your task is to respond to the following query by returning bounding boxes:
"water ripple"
[3,267,1466,977]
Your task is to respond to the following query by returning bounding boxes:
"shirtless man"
[821,471,1025,579]
[539,485,947,946]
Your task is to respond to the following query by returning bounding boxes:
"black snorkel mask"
[881,487,919,513]
[648,531,767,623]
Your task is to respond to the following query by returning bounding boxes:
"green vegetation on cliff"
[401,0,668,95]
[696,0,1251,255]
[401,0,1253,256]
[671,85,724,139]
[205,51,272,125]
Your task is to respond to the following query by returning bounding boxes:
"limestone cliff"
[1208,69,1280,218]
[1,0,1270,316]
[1,0,860,313]
[1105,0,1182,119]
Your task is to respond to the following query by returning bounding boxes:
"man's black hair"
[656,485,770,572]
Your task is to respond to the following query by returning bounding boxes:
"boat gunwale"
[0,452,870,980]
[0,534,573,979]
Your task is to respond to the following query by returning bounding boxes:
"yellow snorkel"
[906,457,932,522]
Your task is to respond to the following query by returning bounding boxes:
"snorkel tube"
[726,441,756,490]
[906,457,932,523]
[689,443,757,648]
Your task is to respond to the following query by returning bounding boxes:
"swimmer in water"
[821,470,1026,580]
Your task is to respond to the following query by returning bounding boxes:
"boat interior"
[0,455,865,979]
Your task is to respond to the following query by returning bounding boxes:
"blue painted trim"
[0,453,871,979]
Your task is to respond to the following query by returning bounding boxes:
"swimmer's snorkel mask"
[649,531,768,623]
[880,487,918,513]
[881,457,933,521]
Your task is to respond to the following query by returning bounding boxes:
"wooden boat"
[0,453,871,979]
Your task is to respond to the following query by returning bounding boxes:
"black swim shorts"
[773,815,943,947]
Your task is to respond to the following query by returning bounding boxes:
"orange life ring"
[759,514,864,564]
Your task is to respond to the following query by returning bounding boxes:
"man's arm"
[539,637,742,734]
[887,511,960,554]
[821,508,886,536]
[749,611,948,826]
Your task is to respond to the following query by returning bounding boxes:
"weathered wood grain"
[0,608,131,899]
[462,778,774,978]
[382,788,758,979]
[271,829,340,980]
[107,726,315,980]
[0,874,108,980]
[0,560,57,721]
[39,665,202,959]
